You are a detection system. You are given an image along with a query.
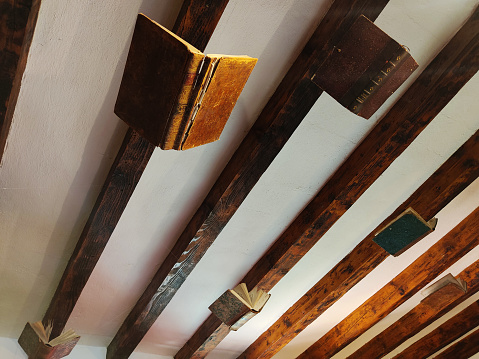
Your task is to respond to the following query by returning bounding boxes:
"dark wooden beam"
[0,0,41,162]
[37,0,230,341]
[110,1,394,358]
[432,327,479,359]
[347,261,479,359]
[43,129,155,337]
[393,300,479,359]
[178,6,479,358]
[239,129,479,359]
[297,206,479,359]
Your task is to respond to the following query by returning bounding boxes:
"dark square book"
[373,208,437,256]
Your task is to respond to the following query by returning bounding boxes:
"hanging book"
[209,283,270,331]
[421,273,467,299]
[18,321,80,359]
[115,14,257,150]
[373,207,437,256]
[311,15,418,119]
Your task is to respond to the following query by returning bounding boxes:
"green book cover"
[374,208,437,256]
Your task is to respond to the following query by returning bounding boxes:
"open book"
[18,321,80,359]
[230,283,270,312]
[421,273,467,298]
[30,321,79,347]
[209,283,270,330]
[115,14,257,150]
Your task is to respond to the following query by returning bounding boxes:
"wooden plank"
[42,129,155,338]
[297,206,479,359]
[347,262,479,359]
[432,327,479,359]
[179,6,479,358]
[393,300,479,359]
[0,0,41,162]
[37,0,230,342]
[239,130,479,359]
[111,1,394,359]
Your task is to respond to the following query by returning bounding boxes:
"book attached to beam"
[421,273,467,299]
[18,321,80,359]
[373,207,437,256]
[209,283,270,331]
[311,15,418,119]
[115,14,257,150]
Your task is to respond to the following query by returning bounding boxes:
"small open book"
[18,321,80,358]
[421,273,467,298]
[230,283,270,312]
[30,321,79,347]
[209,283,270,330]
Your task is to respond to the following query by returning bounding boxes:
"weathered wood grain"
[297,205,479,359]
[43,129,155,338]
[393,300,479,359]
[31,0,229,347]
[347,261,479,359]
[0,0,41,162]
[432,327,479,359]
[173,0,229,52]
[239,129,479,359]
[181,6,479,358]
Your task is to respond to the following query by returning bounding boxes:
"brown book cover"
[18,322,80,359]
[115,14,257,150]
[209,290,252,327]
[421,273,467,303]
[209,284,270,330]
[312,15,418,119]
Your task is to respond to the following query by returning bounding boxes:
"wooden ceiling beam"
[34,0,230,341]
[392,299,479,359]
[297,205,479,359]
[0,0,41,162]
[347,261,479,359]
[432,327,479,359]
[178,7,479,359]
[109,1,393,358]
[239,129,479,359]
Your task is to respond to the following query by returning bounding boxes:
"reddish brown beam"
[432,327,479,359]
[239,129,479,359]
[393,300,479,359]
[38,0,230,340]
[0,0,41,162]
[179,6,479,358]
[297,206,479,359]
[110,1,393,358]
[347,261,479,359]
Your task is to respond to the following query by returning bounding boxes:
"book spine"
[180,57,220,149]
[348,46,410,115]
[162,52,206,150]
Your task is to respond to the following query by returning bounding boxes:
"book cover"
[209,284,270,330]
[115,14,257,150]
[373,207,437,256]
[311,15,418,119]
[421,273,467,300]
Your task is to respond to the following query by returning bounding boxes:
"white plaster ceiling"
[1,0,479,358]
